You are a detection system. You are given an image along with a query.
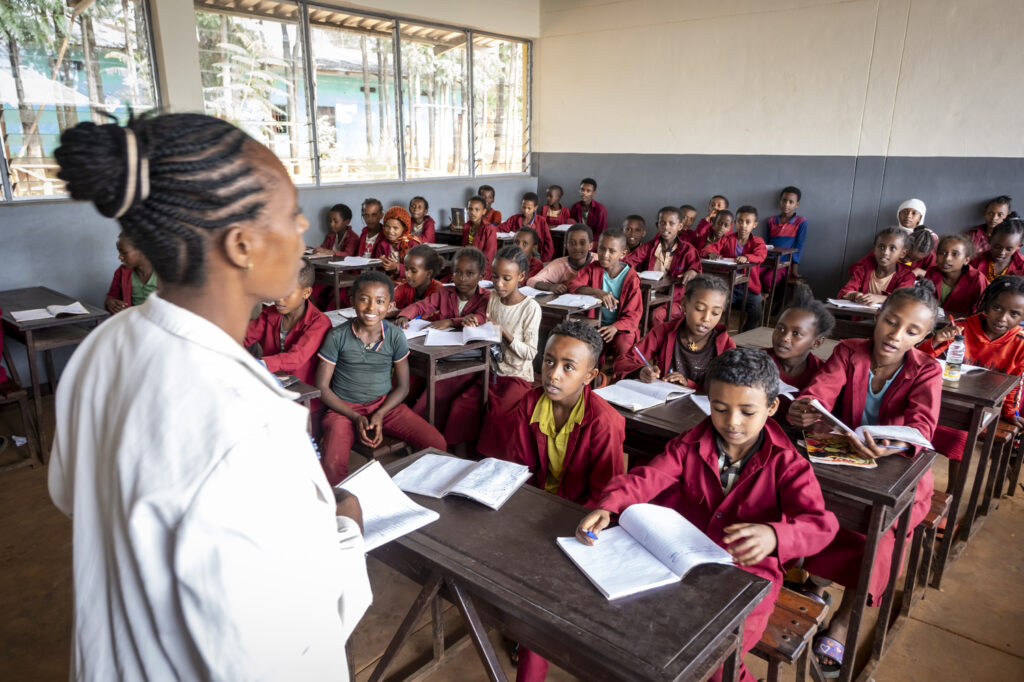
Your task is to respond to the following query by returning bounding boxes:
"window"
[472,35,529,175]
[196,0,314,185]
[0,0,158,200]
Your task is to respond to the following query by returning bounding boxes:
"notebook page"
[545,293,602,309]
[11,309,52,322]
[337,460,439,552]
[403,318,431,340]
[424,329,468,346]
[462,322,501,344]
[638,270,664,281]
[445,457,532,510]
[519,286,546,297]
[619,504,733,578]
[594,384,663,412]
[702,257,737,265]
[617,379,693,402]
[556,529,679,600]
[690,394,711,415]
[391,453,476,498]
[49,301,88,316]
[855,424,933,449]
[808,398,857,437]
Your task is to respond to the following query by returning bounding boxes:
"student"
[920,276,1024,493]
[788,283,941,677]
[355,198,384,257]
[316,271,446,484]
[902,226,937,275]
[393,244,443,310]
[105,232,156,314]
[409,195,436,243]
[463,195,498,278]
[693,194,729,239]
[895,198,937,274]
[625,206,702,323]
[679,204,698,233]
[702,205,768,332]
[568,228,642,363]
[967,195,1013,255]
[514,227,545,279]
[622,214,647,254]
[839,228,915,305]
[578,348,839,682]
[377,206,421,281]
[505,320,627,682]
[896,198,927,232]
[479,184,501,225]
[501,191,554,261]
[971,217,1024,282]
[614,274,735,387]
[313,203,358,257]
[688,208,733,250]
[473,246,543,458]
[527,224,594,294]
[569,177,608,237]
[244,259,331,390]
[544,184,572,226]
[762,186,808,289]
[923,234,988,316]
[765,284,835,412]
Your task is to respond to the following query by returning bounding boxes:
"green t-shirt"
[130,270,157,307]
[317,320,409,404]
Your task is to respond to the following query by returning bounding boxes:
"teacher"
[48,114,371,679]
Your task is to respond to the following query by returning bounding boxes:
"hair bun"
[915,278,938,296]
[54,121,129,217]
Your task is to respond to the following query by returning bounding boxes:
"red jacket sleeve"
[453,290,489,327]
[262,312,332,375]
[535,216,554,262]
[838,262,869,297]
[613,321,670,379]
[243,309,270,348]
[744,237,768,265]
[480,225,497,278]
[797,342,850,411]
[106,266,132,306]
[398,290,444,321]
[623,240,651,269]
[612,270,643,334]
[578,399,628,509]
[421,217,436,243]
[566,263,592,293]
[594,203,608,235]
[766,453,839,565]
[598,438,686,513]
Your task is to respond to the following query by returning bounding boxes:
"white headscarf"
[897,198,926,228]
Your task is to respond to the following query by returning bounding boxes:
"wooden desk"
[639,275,676,336]
[732,327,839,361]
[433,227,464,246]
[760,247,797,325]
[309,258,384,310]
[614,399,935,682]
[700,259,753,333]
[0,287,109,450]
[535,293,602,327]
[406,337,492,425]
[369,449,771,682]
[551,226,570,257]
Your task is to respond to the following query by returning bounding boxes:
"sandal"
[813,634,844,679]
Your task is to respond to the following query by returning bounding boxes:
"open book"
[497,231,517,239]
[808,398,933,449]
[11,302,89,322]
[557,503,734,600]
[595,379,694,412]
[701,257,738,265]
[327,256,381,267]
[423,322,500,346]
[551,223,572,232]
[391,453,532,510]
[802,433,878,468]
[403,318,431,340]
[826,298,881,315]
[336,460,439,552]
[325,308,358,327]
[638,270,665,281]
[519,286,547,297]
[544,293,602,309]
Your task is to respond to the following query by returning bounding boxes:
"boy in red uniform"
[569,177,607,238]
[478,184,501,225]
[504,320,627,682]
[312,203,358,258]
[622,214,647,255]
[702,205,768,332]
[923,234,988,316]
[463,195,498,278]
[578,348,838,682]
[543,184,572,226]
[966,195,1012,255]
[355,198,384,257]
[392,244,443,310]
[105,232,156,314]
[625,206,702,323]
[502,192,554,261]
[568,228,642,364]
[692,195,729,240]
[971,218,1024,281]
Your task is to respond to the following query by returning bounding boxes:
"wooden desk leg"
[837,503,887,682]
[720,625,743,682]
[2,343,22,386]
[640,288,652,336]
[23,329,48,451]
[859,504,913,681]
[981,437,1008,515]
[427,360,437,425]
[931,406,983,588]
[721,271,736,332]
[431,596,445,661]
[448,580,509,682]
[482,360,490,406]
[962,415,999,541]
[739,279,750,333]
[761,258,779,327]
[367,573,444,682]
[333,272,341,311]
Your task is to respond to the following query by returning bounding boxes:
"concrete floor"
[1,398,1022,681]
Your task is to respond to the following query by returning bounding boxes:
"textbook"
[327,256,381,267]
[550,223,572,232]
[595,379,694,412]
[336,460,439,552]
[826,298,880,315]
[11,302,89,322]
[701,257,738,266]
[325,308,357,327]
[807,398,934,449]
[518,286,546,297]
[391,452,532,510]
[423,322,500,346]
[638,270,665,281]
[557,503,734,600]
[497,231,517,239]
[802,433,878,469]
[544,293,602,309]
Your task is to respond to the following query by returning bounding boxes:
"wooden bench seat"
[0,378,41,471]
[353,435,411,465]
[753,586,828,682]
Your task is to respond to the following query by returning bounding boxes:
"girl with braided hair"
[47,113,371,680]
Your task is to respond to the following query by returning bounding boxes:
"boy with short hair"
[702,205,768,332]
[576,348,838,682]
[622,214,647,254]
[679,204,698,232]
[245,261,331,388]
[463,195,498,278]
[762,186,808,288]
[625,206,702,323]
[313,203,358,258]
[527,224,595,294]
[568,227,642,362]
[478,184,501,225]
[694,195,729,239]
[544,184,572,226]
[356,198,384,257]
[502,192,554,261]
[569,177,608,238]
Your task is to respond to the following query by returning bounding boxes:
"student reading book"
[390,452,532,510]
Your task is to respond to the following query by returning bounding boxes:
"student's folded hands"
[723,523,777,566]
[575,509,612,545]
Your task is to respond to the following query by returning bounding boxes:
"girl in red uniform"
[971,217,1024,282]
[392,244,443,311]
[409,196,436,243]
[839,228,915,305]
[764,283,835,413]
[377,206,421,282]
[923,234,988,317]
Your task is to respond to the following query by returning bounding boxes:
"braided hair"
[882,280,940,327]
[55,113,267,287]
[684,273,730,299]
[975,276,1024,315]
[992,215,1024,240]
[781,282,835,337]
[494,244,529,275]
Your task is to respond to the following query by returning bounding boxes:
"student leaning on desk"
[48,113,371,680]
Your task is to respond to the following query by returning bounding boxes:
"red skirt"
[476,376,533,458]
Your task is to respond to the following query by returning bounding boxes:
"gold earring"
[244,261,253,272]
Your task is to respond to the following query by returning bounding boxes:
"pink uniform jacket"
[613,319,735,387]
[701,234,769,295]
[567,261,643,334]
[504,386,626,509]
[398,286,490,327]
[923,264,988,316]
[838,255,917,298]
[599,418,838,661]
[319,229,359,258]
[462,222,498,278]
[243,302,332,386]
[502,213,554,261]
[106,265,133,307]
[569,200,608,237]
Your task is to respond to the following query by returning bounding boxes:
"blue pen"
[584,529,598,540]
[633,345,655,373]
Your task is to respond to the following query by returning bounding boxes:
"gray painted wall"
[534,152,1024,298]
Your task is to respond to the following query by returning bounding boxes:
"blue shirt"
[862,365,902,426]
[600,265,630,326]
[765,215,809,263]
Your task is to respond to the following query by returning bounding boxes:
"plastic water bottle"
[943,334,966,383]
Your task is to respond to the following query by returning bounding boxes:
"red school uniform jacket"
[373,236,422,281]
[319,229,359,258]
[923,264,988,316]
[502,213,554,261]
[393,279,444,311]
[527,257,544,280]
[569,200,608,238]
[567,261,643,334]
[544,205,572,226]
[966,224,992,256]
[970,250,1024,281]
[355,227,382,258]
[462,222,498,278]
[920,313,1024,419]
[838,255,917,298]
[701,233,769,295]
[505,386,626,509]
[624,238,702,285]
[612,319,735,385]
[483,207,502,226]
[106,265,134,307]
[598,418,838,659]
[766,347,825,414]
[243,302,332,386]
[411,216,436,243]
[398,286,490,327]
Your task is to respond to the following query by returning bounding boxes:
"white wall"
[535,0,1024,157]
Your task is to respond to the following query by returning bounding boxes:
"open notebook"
[808,398,934,449]
[543,293,602,309]
[327,256,381,267]
[557,503,734,600]
[826,298,881,315]
[11,302,89,322]
[336,460,439,552]
[595,380,694,412]
[423,322,501,346]
[391,453,532,510]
